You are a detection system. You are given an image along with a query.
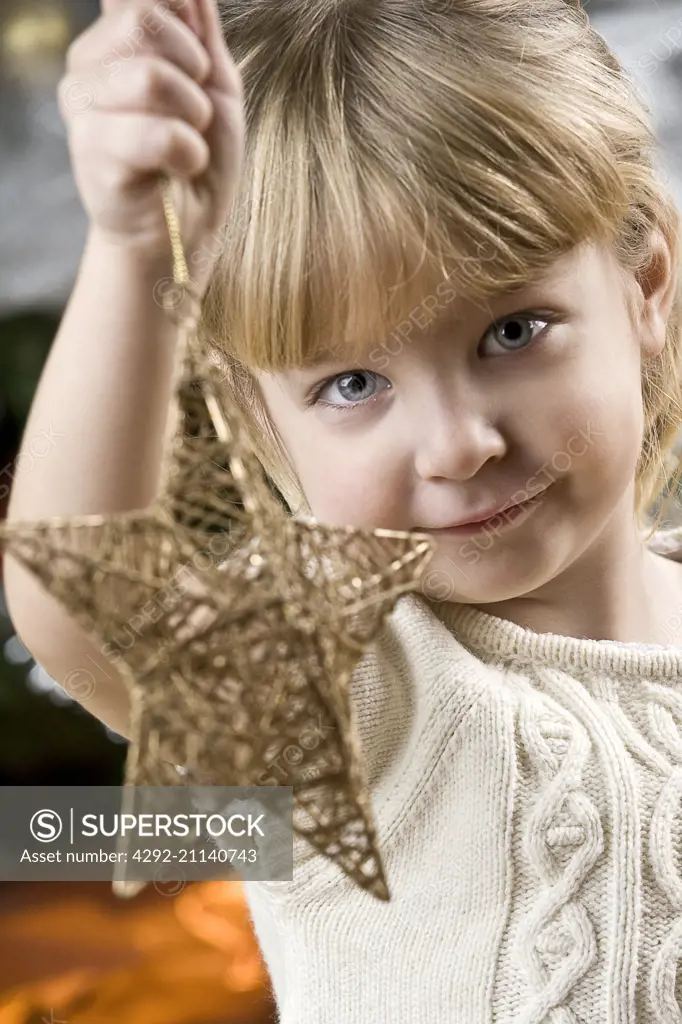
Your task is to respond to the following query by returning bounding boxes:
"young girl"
[8,0,682,1019]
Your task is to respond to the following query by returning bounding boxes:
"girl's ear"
[636,229,679,360]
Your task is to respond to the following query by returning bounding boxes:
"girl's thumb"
[195,0,244,98]
[195,0,246,227]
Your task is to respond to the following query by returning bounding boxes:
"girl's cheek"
[301,458,405,530]
[295,453,357,522]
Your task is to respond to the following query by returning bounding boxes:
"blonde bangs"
[203,0,642,374]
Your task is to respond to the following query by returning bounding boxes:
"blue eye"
[305,370,391,412]
[480,315,551,356]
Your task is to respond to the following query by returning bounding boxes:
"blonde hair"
[199,0,682,527]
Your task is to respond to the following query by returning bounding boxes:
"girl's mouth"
[417,488,550,537]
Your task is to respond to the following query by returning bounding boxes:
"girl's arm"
[3,0,245,739]
[3,233,179,739]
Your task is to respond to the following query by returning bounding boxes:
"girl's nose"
[414,402,507,483]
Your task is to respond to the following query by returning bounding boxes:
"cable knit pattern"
[514,703,602,1022]
[240,526,682,1023]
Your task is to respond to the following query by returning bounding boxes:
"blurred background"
[1,0,682,1019]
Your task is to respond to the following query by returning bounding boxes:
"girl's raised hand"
[59,0,245,290]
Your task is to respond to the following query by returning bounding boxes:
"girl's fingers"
[176,0,205,41]
[99,0,195,21]
[69,4,212,88]
[99,0,203,42]
[72,109,210,180]
[63,57,215,133]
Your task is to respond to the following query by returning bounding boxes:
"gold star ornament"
[0,174,435,901]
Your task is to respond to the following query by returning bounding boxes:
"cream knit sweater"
[243,526,682,1023]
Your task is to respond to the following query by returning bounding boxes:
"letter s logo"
[30,809,63,842]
